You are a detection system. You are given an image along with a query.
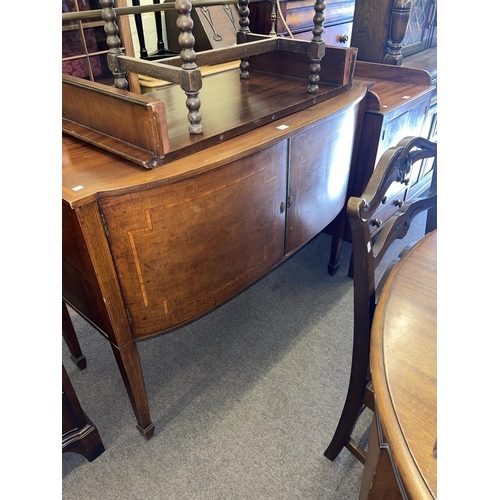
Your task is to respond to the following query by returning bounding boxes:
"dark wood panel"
[351,0,437,64]
[249,45,357,88]
[62,202,108,334]
[350,0,394,63]
[62,365,105,462]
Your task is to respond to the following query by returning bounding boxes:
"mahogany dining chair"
[323,136,437,464]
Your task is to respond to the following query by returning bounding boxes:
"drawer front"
[368,186,407,236]
[283,0,354,33]
[293,22,353,47]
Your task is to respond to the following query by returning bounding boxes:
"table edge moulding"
[366,230,437,499]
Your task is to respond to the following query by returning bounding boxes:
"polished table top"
[370,230,437,499]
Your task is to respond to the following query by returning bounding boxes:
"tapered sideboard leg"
[110,340,155,440]
[75,201,155,440]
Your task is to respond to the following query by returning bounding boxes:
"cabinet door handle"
[338,35,349,43]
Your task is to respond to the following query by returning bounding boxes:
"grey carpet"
[62,214,426,500]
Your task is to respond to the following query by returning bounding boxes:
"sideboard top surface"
[62,81,368,208]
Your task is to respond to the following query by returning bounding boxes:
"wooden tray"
[62,44,356,169]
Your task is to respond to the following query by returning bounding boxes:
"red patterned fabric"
[62,0,103,79]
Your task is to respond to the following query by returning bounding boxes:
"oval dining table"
[359,229,437,499]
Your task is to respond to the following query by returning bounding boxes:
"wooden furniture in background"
[351,0,438,145]
[351,0,437,65]
[328,0,438,273]
[248,0,437,66]
[62,80,368,439]
[403,45,437,144]
[63,364,105,462]
[248,0,355,47]
[327,61,434,275]
[323,136,437,465]
[361,230,437,499]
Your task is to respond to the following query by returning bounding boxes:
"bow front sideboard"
[62,77,368,439]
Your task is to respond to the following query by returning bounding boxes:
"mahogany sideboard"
[62,77,368,439]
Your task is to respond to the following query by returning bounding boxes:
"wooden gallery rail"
[62,0,358,168]
[62,0,367,439]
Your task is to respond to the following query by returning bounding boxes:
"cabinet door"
[99,142,287,338]
[402,0,437,57]
[285,105,359,255]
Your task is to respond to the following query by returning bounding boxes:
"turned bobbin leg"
[100,0,129,90]
[307,0,326,94]
[237,0,251,79]
[176,0,203,134]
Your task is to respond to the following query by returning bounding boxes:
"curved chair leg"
[324,384,367,461]
[324,352,370,462]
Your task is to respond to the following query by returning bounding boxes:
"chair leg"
[327,211,347,276]
[425,205,437,234]
[347,251,354,279]
[153,0,165,53]
[324,354,370,461]
[324,391,366,461]
[132,0,149,59]
[62,301,87,370]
